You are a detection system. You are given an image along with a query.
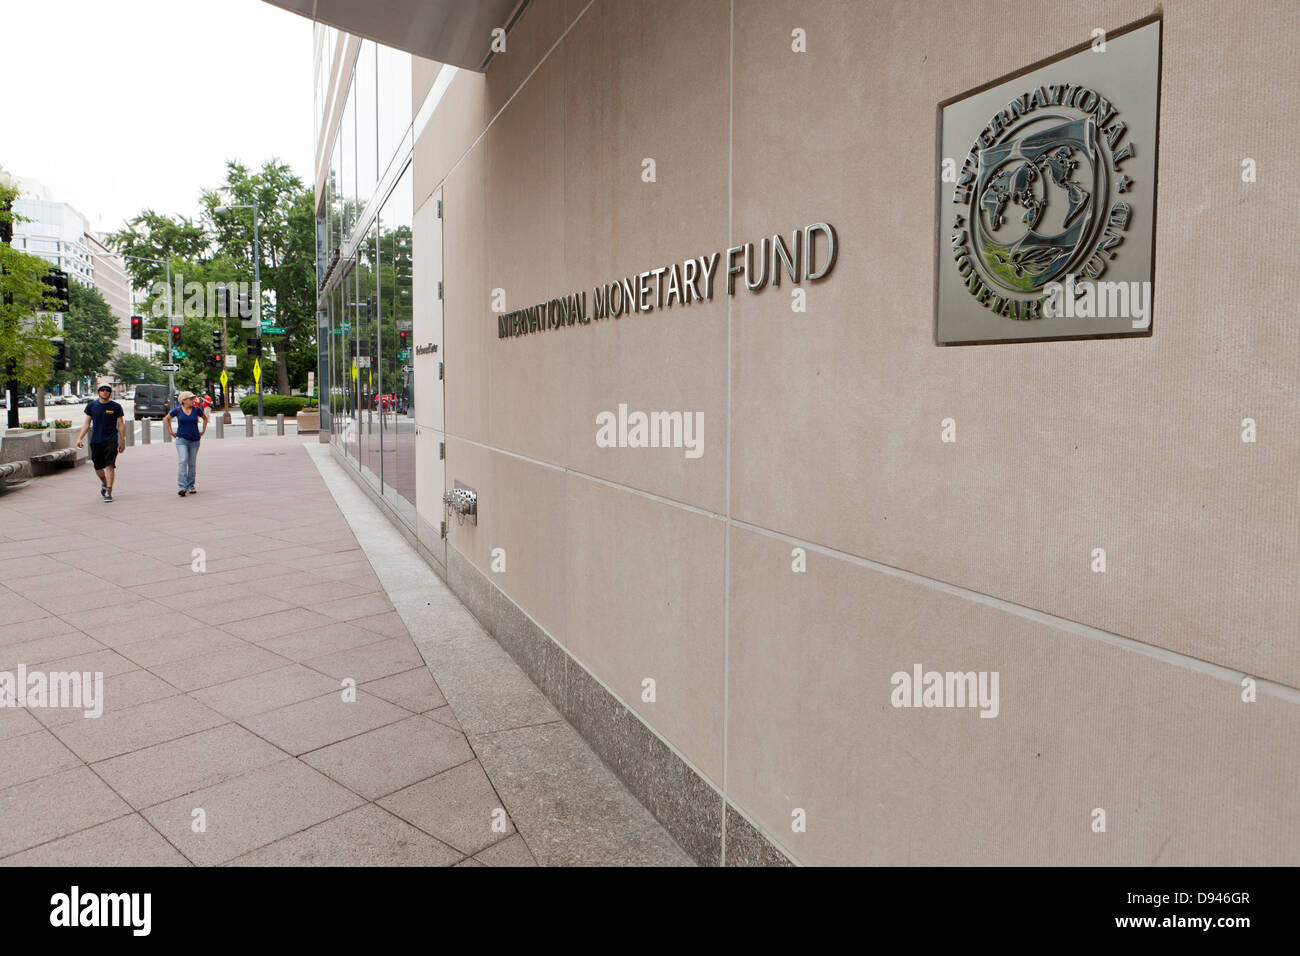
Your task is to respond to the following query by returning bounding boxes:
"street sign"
[402,365,414,374]
[252,359,261,386]
[260,326,286,335]
[307,371,315,397]
[172,350,186,359]
[161,363,180,372]
[396,349,410,361]
[220,370,228,389]
[225,354,237,368]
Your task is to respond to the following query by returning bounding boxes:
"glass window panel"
[354,42,378,205]
[378,163,415,526]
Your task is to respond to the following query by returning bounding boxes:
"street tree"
[0,184,60,393]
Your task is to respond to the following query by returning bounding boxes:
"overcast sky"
[0,0,314,235]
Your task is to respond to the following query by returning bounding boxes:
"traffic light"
[211,353,223,367]
[247,337,262,357]
[130,316,143,339]
[53,340,69,372]
[211,328,224,350]
[171,324,181,337]
[399,330,408,348]
[41,269,71,312]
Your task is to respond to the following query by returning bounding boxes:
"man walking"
[74,384,126,502]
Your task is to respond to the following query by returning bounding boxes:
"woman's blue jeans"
[175,437,199,490]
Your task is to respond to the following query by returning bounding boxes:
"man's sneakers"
[104,490,113,502]
[100,482,107,499]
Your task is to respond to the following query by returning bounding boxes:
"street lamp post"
[214,201,262,422]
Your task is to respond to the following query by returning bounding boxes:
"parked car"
[132,384,170,419]
[17,394,36,407]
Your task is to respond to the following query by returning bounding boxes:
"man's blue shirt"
[84,400,124,444]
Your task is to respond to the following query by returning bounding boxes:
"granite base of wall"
[330,443,793,866]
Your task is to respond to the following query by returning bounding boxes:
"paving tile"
[314,592,398,623]
[362,666,446,713]
[62,605,200,648]
[219,607,335,642]
[185,593,294,626]
[474,833,538,867]
[49,694,226,763]
[141,758,364,865]
[191,664,341,720]
[425,705,464,733]
[0,706,43,741]
[0,813,189,866]
[149,644,287,692]
[0,554,66,582]
[0,595,51,625]
[0,631,103,671]
[350,610,409,639]
[31,669,178,728]
[453,857,485,867]
[240,690,409,756]
[92,723,286,810]
[37,647,140,680]
[225,803,461,867]
[379,760,515,856]
[0,615,78,649]
[302,639,426,684]
[301,714,474,799]
[0,728,83,789]
[257,621,388,663]
[31,584,137,616]
[0,767,132,858]
[114,627,245,668]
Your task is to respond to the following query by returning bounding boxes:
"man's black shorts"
[90,441,119,470]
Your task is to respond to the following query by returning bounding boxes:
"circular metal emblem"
[950,84,1137,321]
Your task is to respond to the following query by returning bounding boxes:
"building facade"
[308,0,1300,866]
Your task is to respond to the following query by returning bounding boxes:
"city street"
[0,435,687,866]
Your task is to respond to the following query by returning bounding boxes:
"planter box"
[297,410,320,433]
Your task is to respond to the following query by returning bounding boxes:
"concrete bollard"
[276,414,285,436]
[141,420,151,444]
[214,414,223,439]
[245,416,254,437]
[124,423,135,446]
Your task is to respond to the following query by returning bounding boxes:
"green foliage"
[1,184,62,388]
[238,393,313,417]
[112,351,165,385]
[104,159,317,397]
[21,419,72,429]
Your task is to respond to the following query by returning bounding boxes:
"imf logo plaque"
[935,18,1161,344]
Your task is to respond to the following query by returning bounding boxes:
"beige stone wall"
[414,0,1300,864]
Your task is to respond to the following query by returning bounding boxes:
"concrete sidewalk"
[0,435,689,866]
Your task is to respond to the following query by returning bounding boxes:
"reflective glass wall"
[315,29,418,528]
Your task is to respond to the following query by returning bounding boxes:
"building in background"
[292,0,1300,867]
[5,176,162,385]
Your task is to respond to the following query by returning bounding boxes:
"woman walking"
[165,391,207,496]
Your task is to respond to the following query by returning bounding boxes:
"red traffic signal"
[130,316,143,340]
[171,325,181,336]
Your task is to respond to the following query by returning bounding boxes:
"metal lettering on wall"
[494,223,837,340]
[935,19,1161,344]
